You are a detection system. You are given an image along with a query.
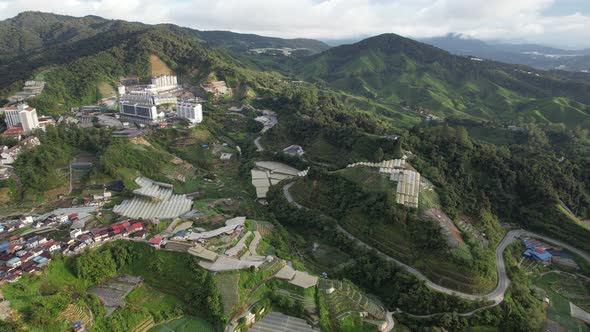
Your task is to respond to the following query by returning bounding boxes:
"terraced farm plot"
[214,273,240,315]
[149,316,215,332]
[132,316,155,332]
[58,303,93,328]
[278,288,317,312]
[318,279,385,321]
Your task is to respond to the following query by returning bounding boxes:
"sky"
[0,0,589,49]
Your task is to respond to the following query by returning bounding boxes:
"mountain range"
[421,34,590,72]
[2,12,590,129]
[0,12,329,58]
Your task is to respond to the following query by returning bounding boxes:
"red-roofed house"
[124,226,134,235]
[20,252,33,263]
[112,221,131,231]
[0,126,25,140]
[43,241,61,252]
[6,244,21,254]
[7,235,21,244]
[148,236,163,248]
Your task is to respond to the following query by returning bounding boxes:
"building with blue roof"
[0,241,10,253]
[32,256,48,264]
[6,257,21,267]
[524,249,552,262]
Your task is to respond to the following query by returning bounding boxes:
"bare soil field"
[421,208,464,248]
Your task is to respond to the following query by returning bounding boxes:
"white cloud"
[0,0,589,48]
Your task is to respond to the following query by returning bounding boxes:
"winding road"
[282,182,590,315]
[254,136,264,152]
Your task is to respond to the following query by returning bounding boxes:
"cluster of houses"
[0,136,41,166]
[0,215,39,235]
[0,217,147,284]
[523,238,580,270]
[0,234,59,283]
[67,221,145,254]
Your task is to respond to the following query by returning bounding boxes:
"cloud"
[0,0,589,48]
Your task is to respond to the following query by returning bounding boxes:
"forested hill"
[193,30,330,53]
[0,12,144,61]
[0,11,329,62]
[295,33,590,128]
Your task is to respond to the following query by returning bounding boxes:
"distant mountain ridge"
[421,34,590,72]
[0,11,330,62]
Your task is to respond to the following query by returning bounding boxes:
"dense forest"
[407,123,590,250]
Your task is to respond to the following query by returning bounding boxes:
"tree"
[374,147,384,162]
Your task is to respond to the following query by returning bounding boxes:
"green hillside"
[294,34,590,128]
[0,11,142,61]
[517,97,590,127]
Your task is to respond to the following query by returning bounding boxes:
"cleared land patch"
[88,274,143,317]
[150,55,173,76]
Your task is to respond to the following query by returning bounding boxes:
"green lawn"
[116,167,140,189]
[126,284,183,314]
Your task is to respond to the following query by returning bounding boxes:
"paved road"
[283,182,303,208]
[282,182,590,315]
[254,136,264,152]
[383,311,395,332]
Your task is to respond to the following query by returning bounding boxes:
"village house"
[6,257,21,268]
[148,236,164,248]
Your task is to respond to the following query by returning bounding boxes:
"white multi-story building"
[150,75,178,92]
[3,106,21,128]
[119,93,159,122]
[19,105,39,133]
[2,104,39,133]
[176,100,203,124]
